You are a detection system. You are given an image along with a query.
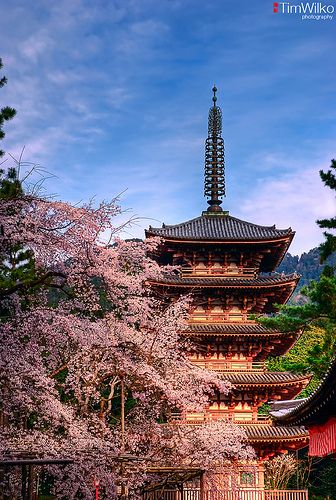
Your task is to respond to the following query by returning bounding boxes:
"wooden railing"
[190,360,266,372]
[143,490,308,500]
[180,267,257,278]
[168,413,272,425]
[189,312,253,323]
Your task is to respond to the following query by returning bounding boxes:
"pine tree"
[316,159,336,262]
[0,57,16,157]
[0,60,37,307]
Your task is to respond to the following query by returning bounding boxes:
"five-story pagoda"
[145,87,310,489]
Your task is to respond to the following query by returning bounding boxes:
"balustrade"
[143,489,308,500]
[190,359,266,372]
[168,412,272,425]
[180,267,257,278]
[189,312,253,323]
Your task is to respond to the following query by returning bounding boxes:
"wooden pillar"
[21,465,27,500]
[27,465,34,500]
[200,471,204,500]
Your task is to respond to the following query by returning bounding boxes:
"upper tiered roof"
[146,214,294,242]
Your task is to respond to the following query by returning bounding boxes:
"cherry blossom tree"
[0,170,253,498]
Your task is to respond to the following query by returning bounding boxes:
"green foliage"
[0,58,16,157]
[0,168,39,315]
[308,456,336,499]
[0,166,23,198]
[316,159,336,262]
[261,276,336,391]
[267,327,324,396]
[260,276,336,332]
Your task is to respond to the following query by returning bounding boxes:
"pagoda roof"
[222,371,311,388]
[146,214,294,243]
[186,323,277,335]
[185,323,282,336]
[242,424,308,444]
[150,272,299,288]
[271,357,336,426]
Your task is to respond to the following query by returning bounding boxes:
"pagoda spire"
[204,85,225,213]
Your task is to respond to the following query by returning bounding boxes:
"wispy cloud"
[236,165,335,255]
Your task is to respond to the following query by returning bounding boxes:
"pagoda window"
[191,304,207,322]
[240,471,255,487]
[228,305,243,322]
[211,260,222,275]
[227,262,239,274]
[196,254,206,265]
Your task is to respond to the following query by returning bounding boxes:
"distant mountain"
[276,248,336,300]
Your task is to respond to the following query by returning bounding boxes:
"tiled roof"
[270,399,306,419]
[271,357,336,426]
[146,214,293,241]
[242,424,308,443]
[186,323,280,335]
[223,371,310,387]
[152,273,299,288]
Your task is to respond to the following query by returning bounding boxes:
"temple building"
[145,87,310,492]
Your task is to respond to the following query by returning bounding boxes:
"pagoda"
[145,87,310,489]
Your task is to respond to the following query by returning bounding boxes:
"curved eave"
[272,231,295,269]
[223,372,311,389]
[145,214,294,243]
[148,275,299,290]
[243,425,308,444]
[274,357,336,426]
[182,325,288,337]
[145,232,294,246]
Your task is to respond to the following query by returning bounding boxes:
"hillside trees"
[0,177,252,498]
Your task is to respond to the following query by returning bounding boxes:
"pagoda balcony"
[168,412,272,425]
[190,359,266,372]
[143,489,308,500]
[180,266,257,278]
[189,312,253,323]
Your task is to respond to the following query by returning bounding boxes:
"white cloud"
[20,31,54,62]
[236,166,335,255]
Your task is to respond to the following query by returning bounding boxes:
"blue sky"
[1,0,335,254]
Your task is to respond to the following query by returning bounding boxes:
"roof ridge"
[149,213,292,233]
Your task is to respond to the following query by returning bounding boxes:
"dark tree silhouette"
[316,159,336,262]
[0,57,16,157]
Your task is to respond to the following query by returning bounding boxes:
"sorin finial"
[204,86,225,213]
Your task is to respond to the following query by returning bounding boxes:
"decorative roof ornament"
[204,85,225,213]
